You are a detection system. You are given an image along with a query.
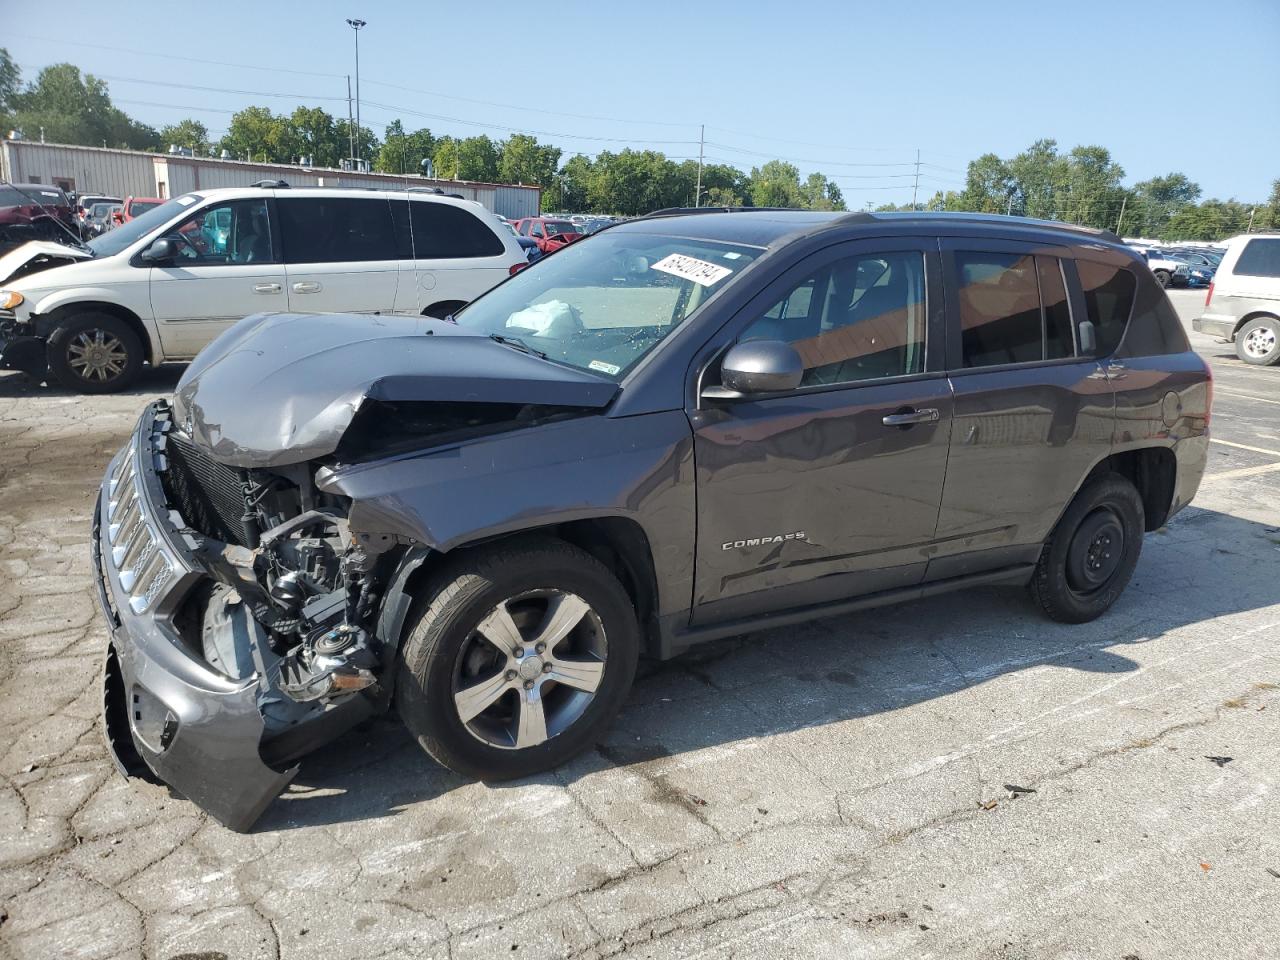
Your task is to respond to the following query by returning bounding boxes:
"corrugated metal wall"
[2,141,542,218]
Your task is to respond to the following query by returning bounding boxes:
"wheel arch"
[422,299,468,320]
[1081,446,1178,532]
[39,300,156,364]
[1233,310,1280,337]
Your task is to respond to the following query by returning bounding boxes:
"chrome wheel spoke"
[533,593,589,652]
[476,601,524,656]
[454,671,512,723]
[547,656,604,693]
[514,686,548,748]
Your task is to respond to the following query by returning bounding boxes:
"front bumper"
[93,402,372,831]
[1193,316,1236,340]
[0,319,46,376]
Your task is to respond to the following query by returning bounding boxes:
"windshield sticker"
[651,253,733,287]
[588,359,621,376]
[722,251,743,260]
[175,195,197,206]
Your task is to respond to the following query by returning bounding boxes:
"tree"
[455,135,501,181]
[9,63,158,149]
[220,106,296,162]
[1127,172,1201,237]
[158,119,211,155]
[498,134,560,187]
[951,153,1014,214]
[748,160,804,208]
[1257,178,1280,232]
[289,106,341,166]
[432,137,460,179]
[550,154,594,212]
[375,120,435,175]
[0,48,19,132]
[800,172,846,211]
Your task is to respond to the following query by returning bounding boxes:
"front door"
[148,197,285,359]
[276,195,400,315]
[690,239,953,625]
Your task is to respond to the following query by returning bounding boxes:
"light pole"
[345,18,366,164]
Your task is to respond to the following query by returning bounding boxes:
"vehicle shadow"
[259,502,1280,832]
[0,364,186,398]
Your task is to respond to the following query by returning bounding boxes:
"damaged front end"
[94,401,403,831]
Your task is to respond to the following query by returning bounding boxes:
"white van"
[0,184,527,391]
[1194,233,1280,366]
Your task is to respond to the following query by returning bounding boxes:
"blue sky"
[7,0,1278,205]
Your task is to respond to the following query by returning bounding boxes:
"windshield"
[544,222,582,236]
[454,231,761,380]
[87,194,202,256]
[130,200,163,215]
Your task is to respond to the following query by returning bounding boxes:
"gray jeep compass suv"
[93,210,1211,830]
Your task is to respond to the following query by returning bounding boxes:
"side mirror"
[1078,320,1098,356]
[140,236,181,263]
[705,340,805,400]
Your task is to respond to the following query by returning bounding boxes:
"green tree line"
[2,51,1273,237]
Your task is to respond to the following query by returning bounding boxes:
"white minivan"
[0,184,528,392]
[1194,233,1280,366]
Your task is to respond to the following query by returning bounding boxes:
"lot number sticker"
[651,253,733,287]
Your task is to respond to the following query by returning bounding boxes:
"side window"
[277,197,399,264]
[531,222,545,238]
[164,199,273,265]
[409,202,506,259]
[955,252,1043,367]
[1038,257,1074,360]
[1233,238,1280,278]
[1077,260,1137,357]
[741,251,926,386]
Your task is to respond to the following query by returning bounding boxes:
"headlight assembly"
[0,290,24,310]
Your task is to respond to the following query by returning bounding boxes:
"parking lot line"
[1209,437,1280,458]
[1215,389,1280,406]
[1203,461,1280,482]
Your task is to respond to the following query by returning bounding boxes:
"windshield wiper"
[488,333,547,360]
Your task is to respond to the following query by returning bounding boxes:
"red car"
[512,217,585,254]
[0,183,82,255]
[112,196,166,226]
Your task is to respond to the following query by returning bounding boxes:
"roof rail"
[251,179,289,189]
[642,206,797,219]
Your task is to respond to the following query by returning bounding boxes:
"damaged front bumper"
[93,401,375,831]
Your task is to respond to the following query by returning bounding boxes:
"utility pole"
[695,124,704,208]
[346,18,367,164]
[911,148,920,210]
[346,74,355,163]
[1247,207,1256,233]
[1115,195,1127,235]
[1007,194,1014,217]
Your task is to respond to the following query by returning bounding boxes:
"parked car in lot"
[112,196,166,225]
[75,193,122,228]
[0,182,82,255]
[1137,248,1191,288]
[0,184,527,391]
[1194,233,1280,365]
[512,216,586,254]
[90,209,1210,829]
[84,202,122,237]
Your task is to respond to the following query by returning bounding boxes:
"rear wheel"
[396,538,639,780]
[1153,270,1171,288]
[46,312,144,393]
[1234,316,1280,366]
[1030,474,1144,623]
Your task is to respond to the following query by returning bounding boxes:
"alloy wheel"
[1242,326,1277,360]
[452,589,607,750]
[67,328,129,383]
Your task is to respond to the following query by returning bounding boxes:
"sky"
[5,0,1278,206]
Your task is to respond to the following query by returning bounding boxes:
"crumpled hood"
[172,312,618,468]
[0,240,93,284]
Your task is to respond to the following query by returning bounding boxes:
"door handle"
[253,282,282,294]
[882,408,940,427]
[292,281,322,294]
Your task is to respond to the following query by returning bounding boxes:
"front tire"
[396,538,639,781]
[1234,316,1280,366]
[1030,474,1144,624]
[1153,270,1171,288]
[46,312,144,393]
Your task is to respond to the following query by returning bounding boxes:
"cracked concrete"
[2,292,1278,959]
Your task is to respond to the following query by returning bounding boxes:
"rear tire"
[1153,270,1171,288]
[46,312,144,393]
[1030,474,1144,624]
[396,538,639,781]
[1234,316,1280,366]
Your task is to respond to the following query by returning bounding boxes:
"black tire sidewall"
[1234,317,1280,366]
[396,540,639,781]
[1154,270,1170,287]
[47,312,144,393]
[1033,475,1145,623]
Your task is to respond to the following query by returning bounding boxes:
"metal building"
[0,140,543,219]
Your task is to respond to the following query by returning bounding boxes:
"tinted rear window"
[409,201,505,259]
[1077,260,1136,357]
[1233,238,1280,278]
[277,197,399,263]
[956,252,1047,367]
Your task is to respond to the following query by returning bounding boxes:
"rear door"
[930,239,1113,578]
[406,199,515,311]
[690,238,953,625]
[277,195,400,314]
[147,196,286,358]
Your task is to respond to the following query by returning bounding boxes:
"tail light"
[1204,282,1214,308]
[1204,360,1213,427]
[509,262,528,276]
